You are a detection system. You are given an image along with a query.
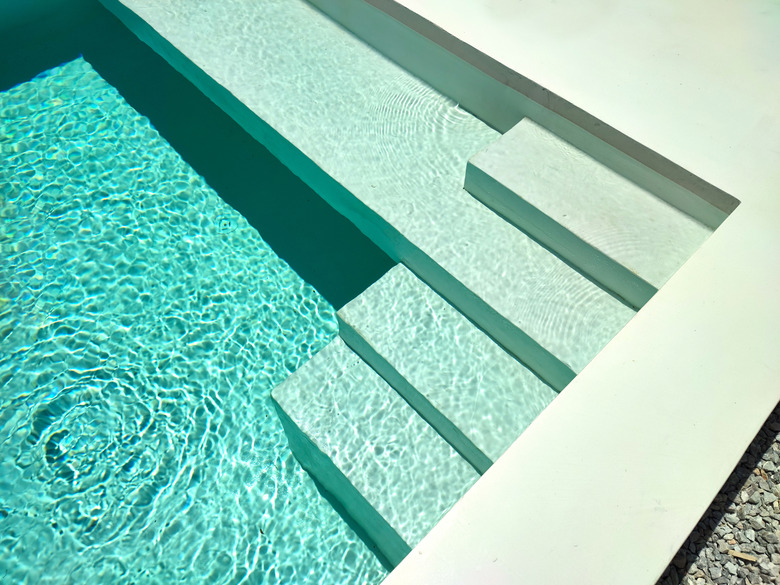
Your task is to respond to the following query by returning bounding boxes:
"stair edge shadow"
[464,160,657,310]
[337,315,493,475]
[270,393,412,569]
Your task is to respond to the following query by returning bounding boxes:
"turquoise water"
[0,59,386,584]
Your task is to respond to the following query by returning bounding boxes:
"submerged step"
[105,0,636,388]
[338,264,558,474]
[271,337,479,568]
[465,118,713,308]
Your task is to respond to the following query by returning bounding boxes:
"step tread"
[469,118,712,289]
[339,265,558,466]
[271,337,479,550]
[112,0,635,376]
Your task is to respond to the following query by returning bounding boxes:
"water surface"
[0,58,386,585]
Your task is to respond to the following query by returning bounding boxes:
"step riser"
[337,265,560,468]
[338,316,493,475]
[465,162,657,310]
[271,397,411,567]
[466,119,713,302]
[271,339,479,569]
[400,251,577,391]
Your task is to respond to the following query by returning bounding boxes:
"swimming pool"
[0,58,386,584]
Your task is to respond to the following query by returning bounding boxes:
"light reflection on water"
[0,59,386,585]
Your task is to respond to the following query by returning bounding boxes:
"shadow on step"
[310,476,396,572]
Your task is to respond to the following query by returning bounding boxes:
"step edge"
[465,160,657,310]
[270,390,412,568]
[337,315,493,475]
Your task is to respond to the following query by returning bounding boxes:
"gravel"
[657,402,780,585]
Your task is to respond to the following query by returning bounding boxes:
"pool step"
[103,0,636,391]
[271,337,479,568]
[465,118,713,309]
[338,264,558,474]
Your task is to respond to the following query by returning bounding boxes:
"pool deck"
[374,1,780,584]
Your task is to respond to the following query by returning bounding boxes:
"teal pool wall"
[0,0,395,309]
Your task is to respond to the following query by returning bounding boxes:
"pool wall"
[96,0,413,269]
[307,0,738,230]
[1,0,395,310]
[0,0,91,33]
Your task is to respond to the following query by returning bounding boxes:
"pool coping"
[356,1,780,584]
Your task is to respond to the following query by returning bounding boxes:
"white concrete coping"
[370,1,780,584]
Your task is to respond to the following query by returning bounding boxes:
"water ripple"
[367,74,471,160]
[0,58,384,585]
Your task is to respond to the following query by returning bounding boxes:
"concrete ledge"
[271,338,478,567]
[465,161,655,309]
[338,265,557,473]
[466,118,714,307]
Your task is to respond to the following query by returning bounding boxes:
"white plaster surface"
[101,0,779,582]
[338,264,557,465]
[470,118,713,289]
[272,337,478,550]
[378,1,780,584]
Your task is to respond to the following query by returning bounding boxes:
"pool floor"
[0,58,386,584]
